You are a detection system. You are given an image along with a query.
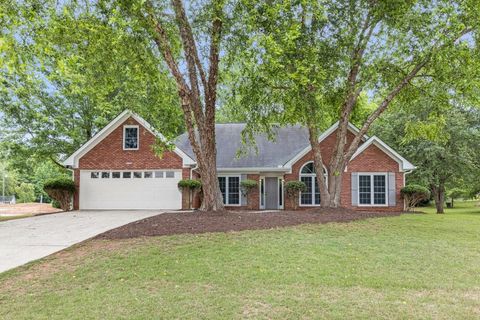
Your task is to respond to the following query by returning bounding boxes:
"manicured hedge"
[44,178,76,193]
[240,179,257,195]
[177,179,202,209]
[401,184,430,212]
[43,178,76,211]
[177,179,202,190]
[285,181,307,210]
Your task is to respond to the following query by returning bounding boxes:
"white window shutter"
[388,172,396,206]
[351,173,359,206]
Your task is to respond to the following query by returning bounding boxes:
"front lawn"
[0,202,479,319]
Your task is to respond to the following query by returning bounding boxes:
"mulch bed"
[95,208,403,240]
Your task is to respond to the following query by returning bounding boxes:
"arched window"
[299,162,327,206]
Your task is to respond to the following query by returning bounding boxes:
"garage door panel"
[80,170,182,209]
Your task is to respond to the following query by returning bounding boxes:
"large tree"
[372,105,480,213]
[1,1,183,164]
[228,0,479,208]
[106,0,229,211]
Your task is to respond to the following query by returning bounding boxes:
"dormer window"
[123,125,139,150]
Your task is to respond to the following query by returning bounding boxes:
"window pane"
[91,172,99,179]
[101,172,110,179]
[124,127,138,149]
[374,175,386,204]
[165,171,175,178]
[155,171,163,178]
[314,178,320,205]
[112,172,121,179]
[123,172,131,178]
[218,177,226,204]
[359,175,371,204]
[301,162,316,174]
[278,179,283,206]
[260,179,264,206]
[144,171,153,178]
[300,176,312,205]
[133,171,142,178]
[228,177,240,205]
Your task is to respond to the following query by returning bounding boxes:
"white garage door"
[80,170,182,210]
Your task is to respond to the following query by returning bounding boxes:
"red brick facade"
[284,130,404,212]
[343,144,404,212]
[73,117,188,210]
[79,117,183,170]
[72,118,405,212]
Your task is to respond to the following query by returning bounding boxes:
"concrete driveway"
[0,210,162,273]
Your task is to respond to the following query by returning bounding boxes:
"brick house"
[64,110,415,211]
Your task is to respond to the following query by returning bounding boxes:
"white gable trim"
[283,121,368,168]
[350,136,416,172]
[63,110,196,168]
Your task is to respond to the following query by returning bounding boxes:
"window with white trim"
[133,171,142,178]
[358,173,387,205]
[299,162,327,206]
[144,171,153,178]
[218,176,240,205]
[123,125,139,150]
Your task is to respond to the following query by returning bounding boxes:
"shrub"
[177,179,202,190]
[401,184,430,212]
[240,179,257,196]
[51,199,61,209]
[447,188,466,207]
[285,181,307,210]
[43,178,76,211]
[177,179,202,209]
[15,182,36,203]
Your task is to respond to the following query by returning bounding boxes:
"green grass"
[0,214,32,222]
[1,201,479,319]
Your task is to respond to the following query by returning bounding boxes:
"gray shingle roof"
[174,124,310,168]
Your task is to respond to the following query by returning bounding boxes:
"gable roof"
[350,136,416,171]
[64,109,415,173]
[63,110,196,168]
[282,121,368,168]
[174,124,310,170]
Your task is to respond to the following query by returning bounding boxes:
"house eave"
[62,109,196,168]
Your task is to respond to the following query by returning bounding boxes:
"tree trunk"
[307,124,331,207]
[328,173,344,208]
[432,183,445,214]
[145,0,225,211]
[198,148,224,211]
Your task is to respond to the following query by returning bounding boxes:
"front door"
[265,177,278,210]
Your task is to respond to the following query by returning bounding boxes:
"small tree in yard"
[447,188,466,208]
[178,179,202,210]
[43,178,76,211]
[401,185,430,212]
[285,181,307,210]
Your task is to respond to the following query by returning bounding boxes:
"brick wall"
[343,144,404,212]
[79,117,183,170]
[284,129,355,210]
[74,117,189,210]
[284,129,404,212]
[191,173,261,210]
